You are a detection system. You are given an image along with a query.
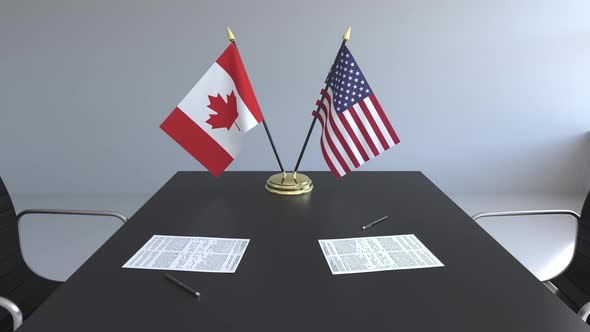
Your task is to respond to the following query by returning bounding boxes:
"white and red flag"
[161,43,263,176]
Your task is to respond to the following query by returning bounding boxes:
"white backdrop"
[1,0,589,195]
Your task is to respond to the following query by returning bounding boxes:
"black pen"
[362,216,388,230]
[164,273,200,298]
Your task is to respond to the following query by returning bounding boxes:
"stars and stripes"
[314,45,400,178]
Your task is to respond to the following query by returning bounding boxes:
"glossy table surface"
[18,172,590,331]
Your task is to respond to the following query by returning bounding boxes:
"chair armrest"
[16,209,128,224]
[0,296,23,331]
[471,210,580,222]
[579,301,590,322]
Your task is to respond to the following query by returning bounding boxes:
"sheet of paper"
[318,234,443,275]
[123,235,250,273]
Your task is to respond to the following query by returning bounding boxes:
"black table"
[18,172,590,331]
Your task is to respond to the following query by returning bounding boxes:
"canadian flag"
[161,43,263,176]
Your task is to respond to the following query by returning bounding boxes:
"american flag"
[314,45,400,178]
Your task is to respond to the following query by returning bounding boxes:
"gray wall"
[1,0,589,195]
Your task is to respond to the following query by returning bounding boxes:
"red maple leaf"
[205,91,240,131]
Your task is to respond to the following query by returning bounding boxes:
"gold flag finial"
[226,26,236,42]
[343,26,351,41]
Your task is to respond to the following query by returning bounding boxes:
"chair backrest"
[0,178,59,332]
[553,190,590,313]
[582,192,590,223]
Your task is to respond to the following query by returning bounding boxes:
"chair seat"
[476,214,578,282]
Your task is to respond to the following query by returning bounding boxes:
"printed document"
[318,234,443,275]
[123,235,250,273]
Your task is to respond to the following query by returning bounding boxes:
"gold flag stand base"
[265,172,313,195]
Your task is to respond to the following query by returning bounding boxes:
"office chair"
[472,190,590,322]
[0,177,127,331]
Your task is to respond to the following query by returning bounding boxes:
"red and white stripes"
[315,88,400,178]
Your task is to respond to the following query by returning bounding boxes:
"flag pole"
[292,26,351,175]
[227,26,286,174]
[265,27,350,195]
